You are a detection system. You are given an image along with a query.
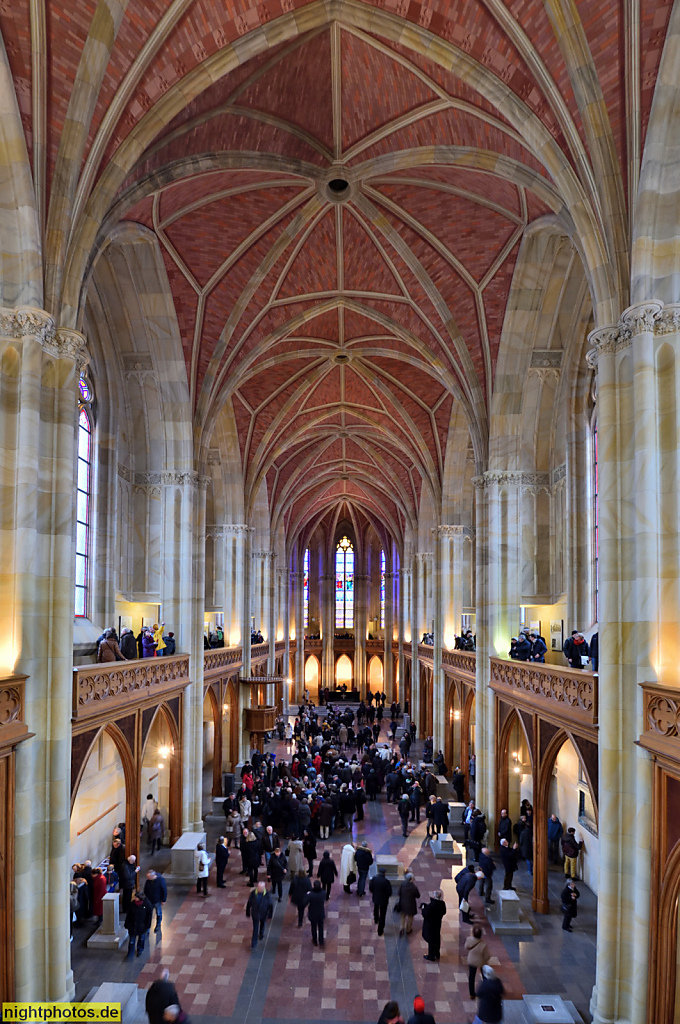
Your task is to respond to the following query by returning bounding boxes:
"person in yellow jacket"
[152,622,166,655]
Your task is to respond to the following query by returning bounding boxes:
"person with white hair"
[473,965,504,1024]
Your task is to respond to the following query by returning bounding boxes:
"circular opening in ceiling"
[323,175,353,204]
[328,178,349,193]
[335,352,350,363]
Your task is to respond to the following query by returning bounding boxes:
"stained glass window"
[335,536,354,629]
[594,423,599,621]
[75,375,93,617]
[380,549,386,628]
[303,548,310,629]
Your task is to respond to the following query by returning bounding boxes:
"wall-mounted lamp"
[159,745,172,759]
[158,762,165,770]
[453,710,461,721]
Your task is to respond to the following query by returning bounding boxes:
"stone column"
[161,470,207,832]
[354,573,369,696]
[398,566,411,704]
[586,303,666,1024]
[0,310,86,1002]
[383,572,398,701]
[223,524,253,762]
[473,472,522,837]
[277,566,289,710]
[291,570,305,704]
[320,571,335,691]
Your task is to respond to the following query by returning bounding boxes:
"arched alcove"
[335,653,353,687]
[70,730,126,867]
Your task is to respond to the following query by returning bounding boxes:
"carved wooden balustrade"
[489,657,598,734]
[73,655,191,725]
[402,641,412,656]
[204,646,243,675]
[304,638,323,652]
[0,674,30,752]
[418,643,434,662]
[366,639,384,653]
[274,641,286,655]
[251,642,270,661]
[442,650,476,681]
[639,683,680,762]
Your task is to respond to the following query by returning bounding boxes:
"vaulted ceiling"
[3,0,671,546]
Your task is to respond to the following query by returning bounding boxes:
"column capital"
[0,305,54,342]
[433,524,465,536]
[415,551,433,561]
[224,524,254,535]
[400,567,412,577]
[252,550,276,561]
[621,300,663,336]
[48,326,89,371]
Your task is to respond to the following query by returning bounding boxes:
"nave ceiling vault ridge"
[0,0,654,541]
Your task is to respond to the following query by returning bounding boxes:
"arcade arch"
[70,730,126,867]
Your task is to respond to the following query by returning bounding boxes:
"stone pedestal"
[485,889,535,935]
[522,994,577,1022]
[87,893,127,949]
[499,889,520,922]
[86,982,145,1023]
[435,775,450,797]
[165,830,207,883]
[375,854,404,881]
[430,836,464,862]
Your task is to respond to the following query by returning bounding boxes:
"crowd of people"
[509,627,599,671]
[71,695,588,1024]
[96,623,176,661]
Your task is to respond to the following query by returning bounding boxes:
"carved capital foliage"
[621,301,663,337]
[434,524,466,536]
[47,327,89,371]
[656,305,680,335]
[252,550,276,561]
[0,305,54,342]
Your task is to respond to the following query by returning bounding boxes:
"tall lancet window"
[380,549,386,628]
[594,422,599,621]
[75,375,93,617]
[335,536,354,629]
[303,548,310,628]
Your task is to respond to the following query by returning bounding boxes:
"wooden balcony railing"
[274,641,286,655]
[204,646,243,674]
[0,673,30,752]
[251,642,270,661]
[402,641,412,655]
[73,655,191,724]
[489,657,598,734]
[418,643,434,662]
[366,639,385,653]
[442,650,476,680]
[304,638,323,651]
[639,683,680,762]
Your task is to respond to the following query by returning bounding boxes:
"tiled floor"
[71,722,596,1023]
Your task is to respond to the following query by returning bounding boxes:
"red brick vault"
[5,0,665,542]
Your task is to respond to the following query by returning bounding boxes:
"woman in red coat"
[91,868,107,923]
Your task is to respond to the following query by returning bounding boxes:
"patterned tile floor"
[71,725,596,1023]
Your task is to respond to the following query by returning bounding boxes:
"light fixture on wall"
[453,710,460,721]
[158,762,165,770]
[159,745,173,759]
[511,750,528,776]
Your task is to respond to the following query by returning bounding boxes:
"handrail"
[73,654,191,722]
[489,656,598,732]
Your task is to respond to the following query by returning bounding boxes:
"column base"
[532,895,550,914]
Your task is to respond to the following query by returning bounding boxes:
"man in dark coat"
[304,879,327,947]
[547,814,564,863]
[109,837,126,875]
[514,633,531,660]
[145,968,179,1024]
[421,889,446,960]
[497,808,512,845]
[289,869,312,926]
[433,798,449,836]
[120,629,138,660]
[469,810,486,860]
[477,847,496,905]
[500,839,518,890]
[124,891,153,957]
[369,867,393,936]
[560,879,580,931]
[215,836,230,888]
[455,865,478,924]
[397,872,421,936]
[452,767,465,803]
[475,965,504,1023]
[354,841,373,897]
[246,881,274,949]
[316,851,338,900]
[519,822,534,874]
[119,855,140,913]
[267,847,287,902]
[398,794,411,837]
[407,996,436,1024]
[143,870,167,932]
